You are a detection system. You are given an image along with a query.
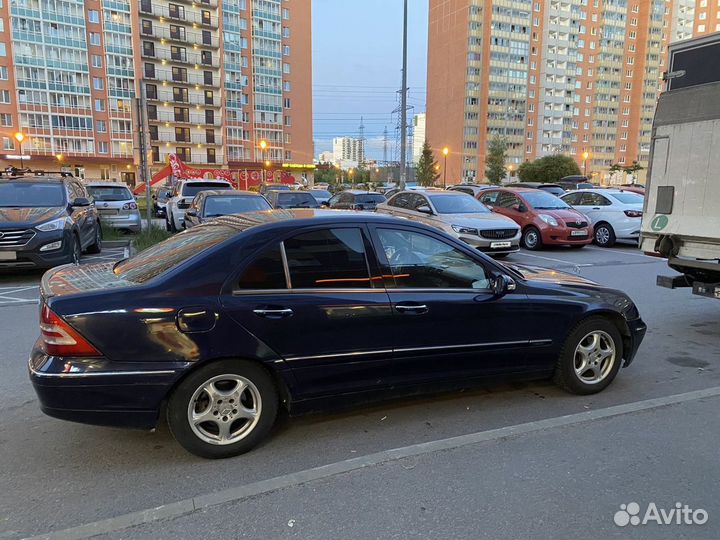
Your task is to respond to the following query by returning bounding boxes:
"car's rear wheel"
[167,359,279,459]
[553,317,623,395]
[86,222,102,254]
[522,226,543,250]
[70,234,81,264]
[594,222,616,247]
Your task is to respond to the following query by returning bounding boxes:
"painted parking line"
[0,285,40,306]
[24,385,720,540]
[584,245,663,260]
[510,252,593,271]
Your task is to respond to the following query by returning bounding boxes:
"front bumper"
[623,316,647,367]
[454,232,521,255]
[29,345,187,429]
[539,223,594,246]
[0,229,74,269]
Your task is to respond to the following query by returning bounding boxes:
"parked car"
[384,186,444,199]
[560,189,644,247]
[86,182,141,234]
[0,173,101,268]
[377,190,520,257]
[265,190,320,209]
[478,188,593,250]
[616,184,645,195]
[505,182,566,197]
[166,179,233,231]
[308,189,332,205]
[259,183,292,195]
[557,176,593,191]
[447,184,495,197]
[184,190,272,228]
[153,188,172,219]
[326,190,386,211]
[30,210,647,458]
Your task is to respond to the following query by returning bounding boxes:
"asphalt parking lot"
[1,243,719,540]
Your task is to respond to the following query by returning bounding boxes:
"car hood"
[503,263,598,286]
[0,207,65,228]
[439,212,519,229]
[533,208,587,222]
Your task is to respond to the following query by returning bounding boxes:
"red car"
[478,187,593,250]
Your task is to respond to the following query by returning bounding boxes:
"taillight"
[123,202,138,210]
[40,305,101,357]
[624,210,642,218]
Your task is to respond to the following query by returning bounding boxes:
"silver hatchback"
[86,182,142,233]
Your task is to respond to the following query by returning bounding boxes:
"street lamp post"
[14,132,25,169]
[582,151,589,177]
[259,139,268,183]
[442,146,449,188]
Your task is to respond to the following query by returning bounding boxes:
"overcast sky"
[311,0,429,161]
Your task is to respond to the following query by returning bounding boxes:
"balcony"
[147,110,222,126]
[143,67,219,87]
[145,90,221,107]
[139,1,218,28]
[145,48,221,69]
[140,24,220,49]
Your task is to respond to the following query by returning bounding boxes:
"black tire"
[594,222,616,247]
[491,253,509,259]
[553,316,624,395]
[570,244,585,249]
[168,211,178,232]
[86,222,102,254]
[522,226,543,250]
[70,234,81,265]
[165,216,172,232]
[167,359,279,459]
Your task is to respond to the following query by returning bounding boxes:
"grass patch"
[134,225,173,253]
[100,224,125,242]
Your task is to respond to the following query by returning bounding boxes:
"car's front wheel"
[553,317,623,395]
[167,359,279,459]
[522,226,543,250]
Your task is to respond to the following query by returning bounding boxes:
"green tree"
[517,155,581,183]
[314,167,341,186]
[485,136,507,184]
[416,140,440,187]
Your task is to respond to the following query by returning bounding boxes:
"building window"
[204,71,213,85]
[147,105,157,120]
[202,30,212,45]
[96,120,107,132]
[283,45,290,56]
[174,127,190,142]
[98,141,109,154]
[172,67,187,82]
[145,63,155,78]
[173,87,188,102]
[91,55,102,68]
[283,63,290,74]
[169,4,185,19]
[283,81,291,92]
[171,46,186,61]
[0,43,6,56]
[284,98,291,109]
[95,99,105,111]
[201,51,212,65]
[207,148,216,163]
[201,10,211,25]
[170,24,185,40]
[0,113,11,126]
[88,9,99,23]
[141,19,152,35]
[205,129,215,144]
[143,41,155,57]
[284,115,291,126]
[151,146,160,161]
[2,137,14,150]
[0,66,6,80]
[174,107,189,122]
[149,125,158,140]
[176,147,191,161]
[146,84,157,99]
[93,77,104,90]
[283,26,290,38]
[89,32,101,46]
[205,110,214,124]
[205,90,213,105]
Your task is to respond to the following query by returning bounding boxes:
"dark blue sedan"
[30,210,646,458]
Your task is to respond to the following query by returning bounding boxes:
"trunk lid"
[41,262,133,300]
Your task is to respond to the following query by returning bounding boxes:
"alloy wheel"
[573,330,616,384]
[595,226,611,245]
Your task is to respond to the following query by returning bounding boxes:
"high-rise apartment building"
[0,0,312,183]
[412,112,427,164]
[426,0,707,184]
[332,136,365,165]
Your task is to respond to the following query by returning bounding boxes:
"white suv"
[166,179,232,231]
[561,189,644,247]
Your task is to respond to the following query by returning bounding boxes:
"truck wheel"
[167,360,279,459]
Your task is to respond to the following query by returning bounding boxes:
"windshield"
[114,224,241,283]
[609,192,644,204]
[309,190,331,199]
[276,192,319,207]
[87,186,133,202]
[203,196,271,216]
[429,194,490,214]
[523,191,570,210]
[0,182,65,207]
[355,194,386,204]
[181,182,231,197]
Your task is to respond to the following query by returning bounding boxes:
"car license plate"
[490,241,512,248]
[0,251,16,261]
[99,209,118,215]
[571,229,587,236]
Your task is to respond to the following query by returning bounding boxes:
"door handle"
[394,304,428,314]
[592,207,601,210]
[253,308,294,318]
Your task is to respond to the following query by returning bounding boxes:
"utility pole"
[399,0,408,190]
[136,80,152,229]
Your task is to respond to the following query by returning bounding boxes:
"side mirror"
[513,203,528,213]
[320,201,330,207]
[71,197,91,207]
[416,205,433,215]
[492,274,516,297]
[185,209,197,217]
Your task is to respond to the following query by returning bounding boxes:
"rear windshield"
[181,182,231,197]
[0,182,65,207]
[87,186,133,202]
[309,190,331,198]
[355,194,386,204]
[204,195,271,216]
[609,192,644,204]
[277,192,319,207]
[113,224,240,283]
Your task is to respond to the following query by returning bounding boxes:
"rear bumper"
[99,212,142,233]
[623,317,647,367]
[29,346,186,429]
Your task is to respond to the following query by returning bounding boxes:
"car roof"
[484,186,537,193]
[565,188,641,194]
[0,175,67,183]
[345,190,382,195]
[86,182,131,188]
[180,179,231,184]
[199,190,260,197]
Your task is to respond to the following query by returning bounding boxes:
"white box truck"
[640,32,720,300]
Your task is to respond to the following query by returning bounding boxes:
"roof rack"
[0,167,74,178]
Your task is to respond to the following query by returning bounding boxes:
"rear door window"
[237,244,287,290]
[284,228,372,289]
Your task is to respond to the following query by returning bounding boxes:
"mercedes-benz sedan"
[30,210,646,459]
